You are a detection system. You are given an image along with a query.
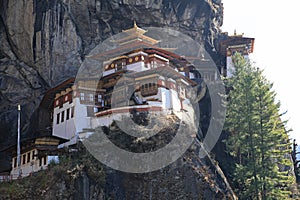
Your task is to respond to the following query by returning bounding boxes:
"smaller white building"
[10,137,60,179]
[226,44,251,77]
[219,31,255,77]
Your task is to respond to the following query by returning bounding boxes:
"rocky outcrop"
[0,0,223,146]
[99,118,236,199]
[0,109,236,199]
[0,137,237,200]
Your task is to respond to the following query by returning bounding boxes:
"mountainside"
[0,127,237,200]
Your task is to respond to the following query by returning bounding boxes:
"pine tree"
[225,53,294,199]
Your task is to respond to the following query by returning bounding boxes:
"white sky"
[221,0,300,142]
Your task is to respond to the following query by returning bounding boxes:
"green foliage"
[225,53,294,199]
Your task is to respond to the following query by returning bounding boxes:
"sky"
[221,0,300,143]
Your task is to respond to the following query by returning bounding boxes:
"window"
[66,108,70,120]
[59,97,63,108]
[179,85,186,98]
[43,156,47,165]
[98,95,104,107]
[61,111,65,122]
[56,113,60,124]
[27,152,31,163]
[55,99,60,107]
[69,94,73,103]
[97,94,102,102]
[14,157,17,168]
[22,154,26,165]
[189,72,195,79]
[71,107,74,118]
[117,63,122,70]
[80,93,85,101]
[39,158,42,166]
[89,93,94,101]
[32,150,35,160]
[141,82,158,97]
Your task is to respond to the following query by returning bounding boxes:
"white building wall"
[227,54,250,78]
[161,88,171,109]
[53,101,76,140]
[244,55,249,61]
[53,97,94,140]
[74,98,91,132]
[103,69,115,77]
[91,112,126,127]
[226,56,235,78]
[127,62,147,71]
[170,89,181,112]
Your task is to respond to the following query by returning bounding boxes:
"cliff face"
[0,0,223,145]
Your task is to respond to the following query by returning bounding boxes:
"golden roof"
[122,21,147,35]
[112,21,159,45]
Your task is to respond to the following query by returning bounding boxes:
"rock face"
[0,0,223,146]
[98,118,236,199]
[104,149,235,199]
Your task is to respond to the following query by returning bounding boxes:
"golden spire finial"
[133,20,138,30]
[234,29,237,36]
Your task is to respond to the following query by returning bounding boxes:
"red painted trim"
[54,92,73,108]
